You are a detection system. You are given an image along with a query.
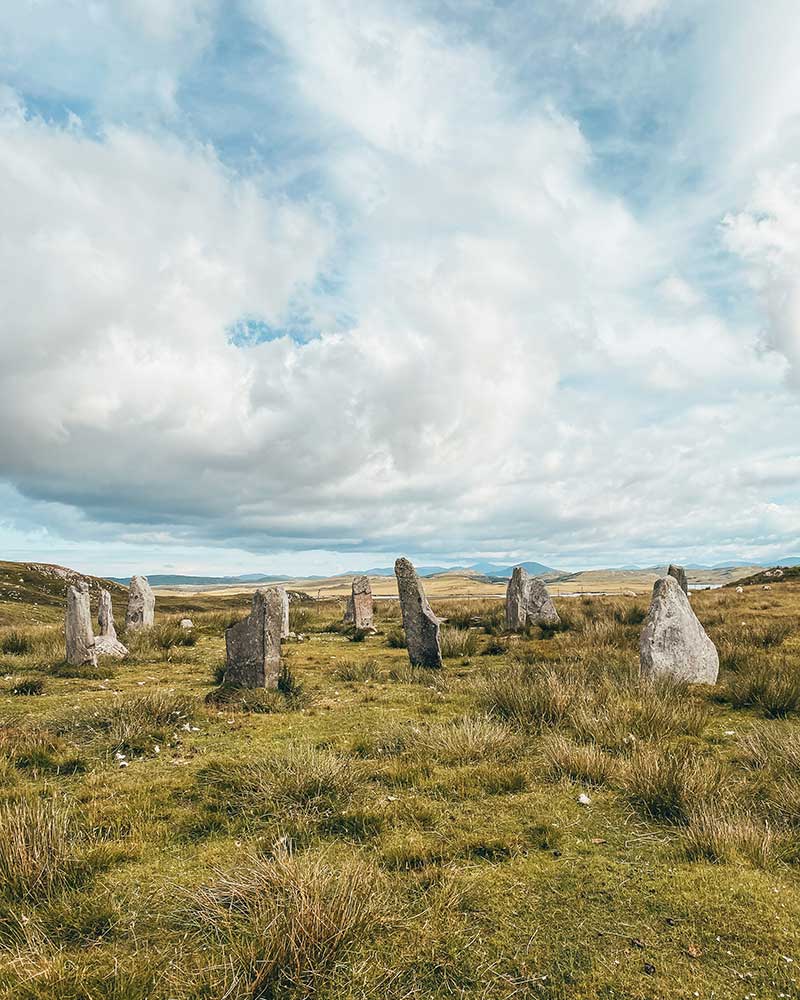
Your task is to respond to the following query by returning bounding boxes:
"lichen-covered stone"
[345,575,373,629]
[505,567,560,631]
[66,582,97,667]
[394,558,442,669]
[667,564,689,595]
[640,575,718,684]
[223,588,283,688]
[126,575,155,630]
[94,634,129,659]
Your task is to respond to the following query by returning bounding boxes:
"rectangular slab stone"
[394,558,442,669]
[346,575,373,629]
[224,587,283,688]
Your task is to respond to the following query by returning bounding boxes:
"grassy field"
[1,574,800,999]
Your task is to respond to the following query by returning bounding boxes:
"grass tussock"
[63,690,195,752]
[1,631,33,655]
[623,748,725,823]
[8,677,44,696]
[0,797,85,901]
[683,805,783,867]
[199,745,362,820]
[725,658,800,717]
[385,627,407,649]
[439,626,480,659]
[413,715,523,764]
[541,734,620,786]
[333,657,380,681]
[188,852,381,999]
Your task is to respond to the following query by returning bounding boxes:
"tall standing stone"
[344,575,373,629]
[394,558,442,669]
[98,589,117,639]
[277,586,290,639]
[640,575,718,684]
[667,564,689,595]
[95,586,129,658]
[65,582,97,667]
[126,575,155,631]
[224,588,283,688]
[505,567,560,631]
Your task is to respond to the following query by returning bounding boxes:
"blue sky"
[0,0,799,577]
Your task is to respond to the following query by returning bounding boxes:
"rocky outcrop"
[640,575,718,684]
[223,588,283,688]
[505,566,560,631]
[394,558,442,669]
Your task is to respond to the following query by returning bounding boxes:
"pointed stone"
[223,587,283,688]
[98,588,117,639]
[65,582,97,667]
[126,575,155,630]
[394,558,442,668]
[505,567,560,631]
[345,575,373,629]
[640,575,718,684]
[667,564,689,595]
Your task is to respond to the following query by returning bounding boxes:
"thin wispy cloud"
[0,0,797,575]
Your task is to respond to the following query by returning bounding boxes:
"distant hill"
[108,573,298,586]
[0,561,127,626]
[344,560,560,579]
[725,566,800,587]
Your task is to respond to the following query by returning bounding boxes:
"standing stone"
[667,564,689,595]
[223,588,283,688]
[65,582,97,667]
[126,575,155,630]
[394,558,442,669]
[344,575,373,629]
[640,575,719,684]
[95,587,128,658]
[505,567,560,631]
[277,586,290,639]
[98,589,117,639]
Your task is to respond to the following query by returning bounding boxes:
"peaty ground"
[0,583,799,998]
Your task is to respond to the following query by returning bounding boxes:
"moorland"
[0,560,799,999]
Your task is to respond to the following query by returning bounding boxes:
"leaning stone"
[640,575,718,684]
[348,575,373,629]
[66,582,97,666]
[394,558,442,668]
[505,567,560,631]
[180,618,193,630]
[667,564,688,595]
[94,634,128,659]
[98,588,117,639]
[223,588,283,688]
[126,575,155,630]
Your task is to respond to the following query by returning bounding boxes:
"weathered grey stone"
[223,587,283,688]
[639,575,719,684]
[65,582,97,667]
[667,564,689,595]
[505,567,560,631]
[277,586,290,639]
[126,575,155,630]
[394,558,442,669]
[98,588,117,639]
[94,634,129,659]
[344,575,373,629]
[180,618,193,630]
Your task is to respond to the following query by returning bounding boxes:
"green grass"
[0,580,799,998]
